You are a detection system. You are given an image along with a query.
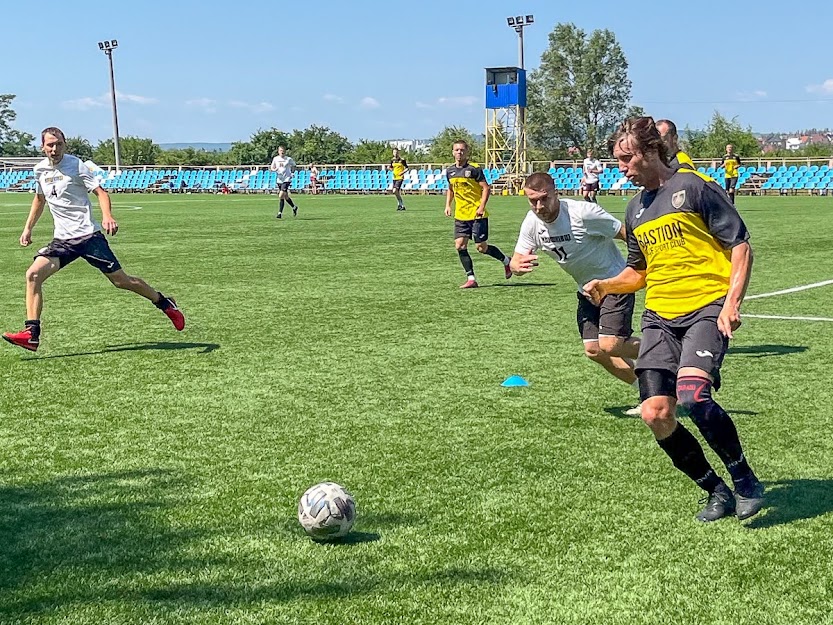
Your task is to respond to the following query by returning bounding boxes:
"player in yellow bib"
[656,119,695,171]
[444,140,511,288]
[584,117,764,524]
[719,144,742,204]
[390,148,407,211]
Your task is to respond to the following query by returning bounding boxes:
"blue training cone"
[501,375,529,387]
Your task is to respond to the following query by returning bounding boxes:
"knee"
[598,336,622,356]
[25,267,44,284]
[455,242,468,252]
[584,343,606,363]
[676,376,714,417]
[475,243,489,254]
[640,402,677,432]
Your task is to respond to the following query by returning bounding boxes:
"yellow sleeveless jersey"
[446,162,488,221]
[625,168,749,319]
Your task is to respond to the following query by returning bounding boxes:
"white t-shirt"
[583,158,603,184]
[34,154,101,240]
[270,155,296,183]
[515,198,625,289]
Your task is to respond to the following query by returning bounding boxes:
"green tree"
[66,136,94,161]
[526,23,638,157]
[426,126,483,164]
[93,136,160,165]
[288,125,353,164]
[684,112,760,158]
[227,128,291,165]
[0,94,37,156]
[156,147,228,166]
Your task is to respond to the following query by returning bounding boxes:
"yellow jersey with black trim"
[669,150,695,171]
[625,168,750,319]
[721,153,741,179]
[446,161,488,221]
[391,157,407,180]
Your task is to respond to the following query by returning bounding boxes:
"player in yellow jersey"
[390,148,407,211]
[583,117,764,523]
[656,119,695,171]
[444,140,511,288]
[720,144,742,204]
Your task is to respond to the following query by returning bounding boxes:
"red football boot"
[459,278,479,289]
[161,298,185,331]
[2,328,39,352]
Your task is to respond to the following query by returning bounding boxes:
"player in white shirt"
[270,146,298,218]
[2,127,184,353]
[581,149,603,203]
[510,172,641,412]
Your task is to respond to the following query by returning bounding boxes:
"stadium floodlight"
[97,39,122,172]
[506,14,533,69]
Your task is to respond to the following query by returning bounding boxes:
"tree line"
[2,22,831,166]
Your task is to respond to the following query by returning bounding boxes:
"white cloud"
[359,96,381,110]
[807,78,833,94]
[62,97,106,111]
[437,96,479,107]
[415,95,479,110]
[62,91,157,110]
[229,100,275,114]
[185,98,218,113]
[323,93,345,103]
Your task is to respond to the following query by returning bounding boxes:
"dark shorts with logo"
[576,292,635,341]
[635,298,728,379]
[278,181,291,192]
[582,181,599,192]
[35,231,121,274]
[725,177,738,191]
[454,218,489,243]
[392,179,404,190]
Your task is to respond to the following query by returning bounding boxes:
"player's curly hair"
[607,117,669,165]
[41,127,66,143]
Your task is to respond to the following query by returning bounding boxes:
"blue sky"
[6,0,832,145]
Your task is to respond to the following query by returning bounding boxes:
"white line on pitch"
[746,314,833,322]
[747,279,833,300]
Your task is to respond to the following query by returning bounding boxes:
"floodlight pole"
[99,41,122,172]
[517,25,525,69]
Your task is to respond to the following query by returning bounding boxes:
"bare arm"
[582,267,647,305]
[93,186,119,235]
[475,180,491,217]
[20,194,47,246]
[444,187,454,217]
[717,241,753,338]
[614,224,627,241]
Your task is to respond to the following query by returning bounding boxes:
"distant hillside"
[158,142,232,152]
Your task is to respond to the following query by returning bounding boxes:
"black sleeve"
[473,167,486,183]
[698,182,750,249]
[402,159,408,168]
[624,197,647,270]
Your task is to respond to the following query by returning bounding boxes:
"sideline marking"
[747,279,833,300]
[745,314,833,322]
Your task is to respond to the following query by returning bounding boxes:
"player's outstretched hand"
[717,304,742,339]
[103,218,119,236]
[510,250,539,275]
[19,229,32,247]
[582,279,605,305]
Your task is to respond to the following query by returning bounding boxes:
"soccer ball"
[297,482,357,541]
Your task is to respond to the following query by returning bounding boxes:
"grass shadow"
[728,344,808,358]
[477,282,559,289]
[745,478,833,529]
[25,341,220,360]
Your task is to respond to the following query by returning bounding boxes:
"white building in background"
[785,137,802,151]
[388,139,432,154]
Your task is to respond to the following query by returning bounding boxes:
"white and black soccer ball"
[297,482,356,541]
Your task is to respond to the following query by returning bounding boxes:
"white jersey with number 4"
[34,154,101,240]
[271,155,296,183]
[515,198,625,289]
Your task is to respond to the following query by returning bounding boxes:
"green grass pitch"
[0,191,832,624]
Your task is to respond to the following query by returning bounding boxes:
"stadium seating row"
[2,165,832,193]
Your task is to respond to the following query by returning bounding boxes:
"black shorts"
[582,181,599,192]
[278,181,291,192]
[35,231,122,274]
[454,218,488,243]
[635,298,728,379]
[725,177,737,191]
[392,179,404,190]
[576,292,635,341]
